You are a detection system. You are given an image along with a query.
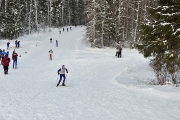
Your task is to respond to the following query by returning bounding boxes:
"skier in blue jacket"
[56,40,58,47]
[56,65,68,86]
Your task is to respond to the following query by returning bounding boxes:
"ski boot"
[56,83,59,87]
[62,83,66,86]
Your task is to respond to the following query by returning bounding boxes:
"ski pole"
[65,74,67,84]
[56,75,59,85]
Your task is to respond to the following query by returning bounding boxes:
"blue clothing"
[1,51,6,58]
[59,74,66,83]
[57,66,68,84]
[15,41,18,47]
[13,60,17,68]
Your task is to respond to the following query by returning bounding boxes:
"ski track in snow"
[0,26,180,120]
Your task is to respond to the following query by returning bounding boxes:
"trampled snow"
[0,26,180,120]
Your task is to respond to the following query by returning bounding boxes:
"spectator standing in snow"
[116,45,122,58]
[50,38,52,43]
[63,28,65,32]
[56,40,58,47]
[1,49,6,60]
[67,28,68,32]
[18,41,20,48]
[12,51,18,69]
[7,42,10,50]
[2,54,10,74]
[49,49,53,60]
[57,65,68,86]
[15,40,18,48]
[59,30,61,34]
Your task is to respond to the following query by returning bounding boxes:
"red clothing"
[12,53,18,60]
[12,54,14,59]
[2,56,10,66]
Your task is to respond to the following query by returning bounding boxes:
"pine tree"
[51,0,62,27]
[138,0,180,84]
[69,0,77,25]
[77,0,85,25]
[0,0,24,39]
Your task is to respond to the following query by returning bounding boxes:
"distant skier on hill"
[56,65,68,87]
[49,49,53,60]
[67,28,68,32]
[56,40,58,47]
[63,28,65,32]
[50,38,52,43]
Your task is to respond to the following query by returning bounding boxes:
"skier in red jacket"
[2,54,11,74]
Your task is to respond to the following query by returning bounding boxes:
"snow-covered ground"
[0,26,180,120]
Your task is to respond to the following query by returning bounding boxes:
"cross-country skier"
[12,51,18,69]
[56,40,58,47]
[2,54,10,74]
[57,65,68,86]
[50,38,52,43]
[49,49,53,60]
[63,28,65,32]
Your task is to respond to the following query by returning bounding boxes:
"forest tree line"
[85,0,158,48]
[86,0,180,85]
[0,0,86,39]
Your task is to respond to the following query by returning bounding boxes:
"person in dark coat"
[116,45,122,58]
[2,54,10,74]
[18,41,20,48]
[7,42,10,50]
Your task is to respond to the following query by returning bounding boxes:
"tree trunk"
[34,0,39,32]
[28,0,32,34]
